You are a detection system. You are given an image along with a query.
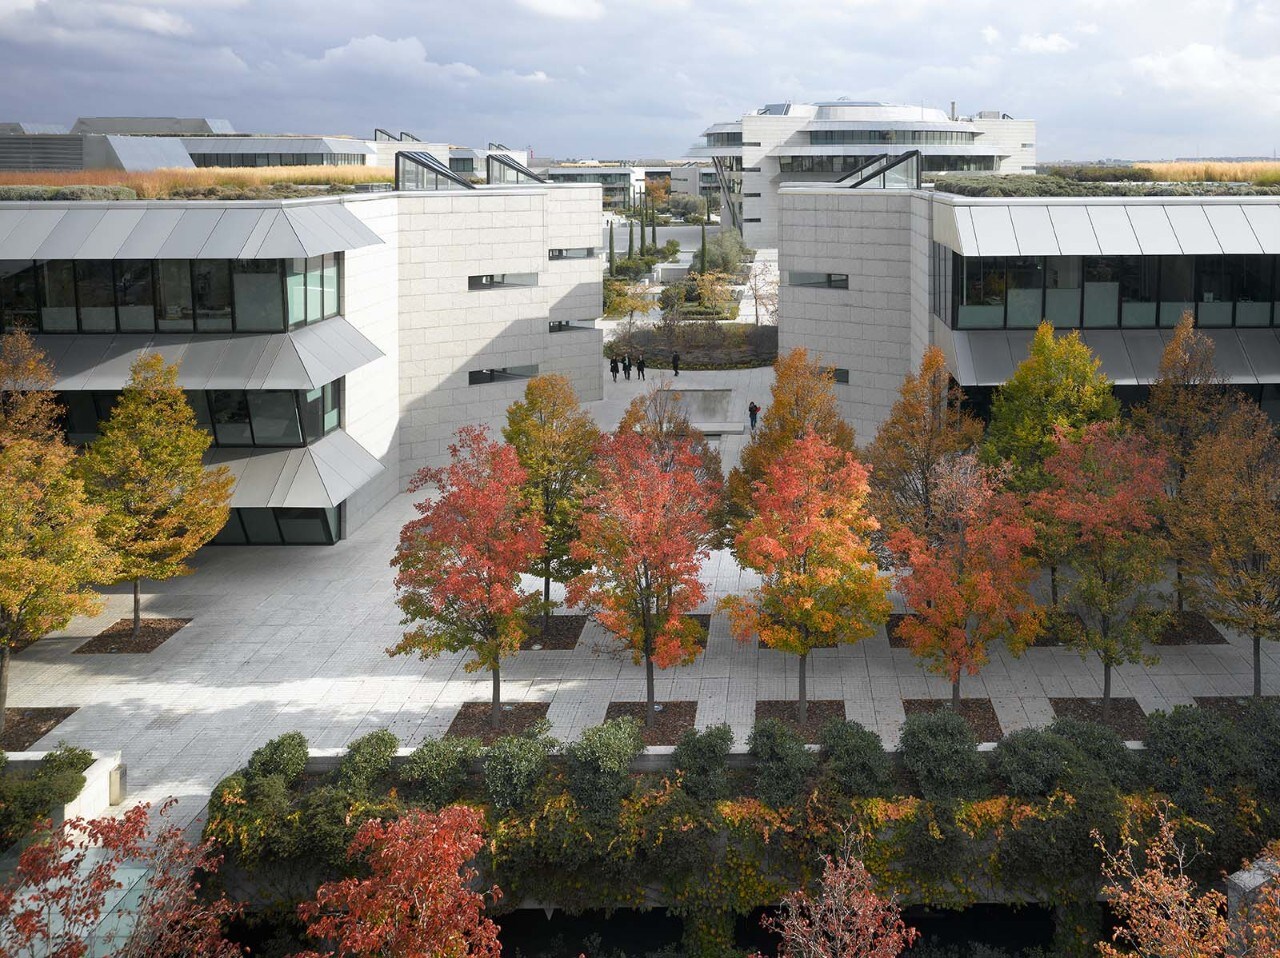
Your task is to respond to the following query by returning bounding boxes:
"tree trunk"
[491,665,502,730]
[542,551,552,638]
[0,645,9,736]
[1175,560,1184,614]
[798,651,808,726]
[645,652,656,728]
[1102,661,1112,723]
[951,676,961,710]
[132,579,141,640]
[1254,633,1263,699]
[1049,565,1059,608]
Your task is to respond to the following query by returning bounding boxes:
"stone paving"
[11,366,1278,826]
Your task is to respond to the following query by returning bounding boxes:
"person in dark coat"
[609,356,619,382]
[622,354,632,380]
[671,351,680,377]
[636,355,646,380]
[748,400,760,432]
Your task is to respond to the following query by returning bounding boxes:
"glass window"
[209,390,252,445]
[240,508,283,544]
[63,393,99,444]
[957,257,1005,329]
[1159,255,1194,326]
[157,261,194,332]
[1044,256,1082,328]
[231,260,284,332]
[276,507,338,544]
[1196,255,1233,327]
[115,261,155,332]
[1083,257,1122,328]
[37,261,77,332]
[0,261,38,331]
[247,391,302,446]
[301,380,341,442]
[185,391,212,435]
[75,261,116,332]
[1237,255,1274,327]
[1005,257,1043,328]
[306,256,323,324]
[211,512,247,545]
[322,253,339,318]
[1119,256,1159,327]
[286,258,307,329]
[193,260,233,332]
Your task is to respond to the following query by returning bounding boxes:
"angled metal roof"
[34,317,383,391]
[104,136,195,171]
[0,202,382,259]
[208,429,385,509]
[179,137,376,157]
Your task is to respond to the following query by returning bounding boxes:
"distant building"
[669,163,718,209]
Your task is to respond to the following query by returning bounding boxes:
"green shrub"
[401,736,481,809]
[673,724,734,802]
[565,717,644,817]
[247,732,309,785]
[338,729,399,794]
[484,721,557,814]
[296,784,361,869]
[899,710,987,802]
[992,728,1083,799]
[1144,706,1251,806]
[819,720,891,798]
[40,742,94,777]
[934,174,1280,199]
[1044,164,1154,183]
[1046,716,1137,791]
[1239,699,1280,802]
[50,185,137,200]
[0,186,55,201]
[748,719,816,808]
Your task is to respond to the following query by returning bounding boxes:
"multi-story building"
[692,100,1036,247]
[776,165,1280,439]
[0,170,603,544]
[669,163,719,210]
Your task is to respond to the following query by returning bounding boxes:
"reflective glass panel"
[75,260,116,331]
[157,261,194,332]
[38,261,76,331]
[1083,257,1122,328]
[322,253,339,318]
[1119,256,1159,327]
[231,260,284,332]
[115,261,155,332]
[1159,255,1194,326]
[276,507,337,544]
[306,256,322,324]
[1044,256,1082,328]
[957,257,1004,328]
[247,391,302,446]
[0,261,38,331]
[1237,255,1274,327]
[1196,255,1233,327]
[193,260,233,332]
[240,508,282,544]
[286,258,307,329]
[209,390,252,445]
[1005,256,1043,328]
[212,513,247,544]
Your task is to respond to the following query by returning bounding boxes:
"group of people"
[609,354,646,382]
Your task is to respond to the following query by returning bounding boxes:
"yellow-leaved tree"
[78,354,233,639]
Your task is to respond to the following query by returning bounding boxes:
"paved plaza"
[12,366,1278,825]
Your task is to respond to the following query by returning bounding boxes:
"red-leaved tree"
[567,429,719,725]
[391,425,545,728]
[889,453,1042,708]
[722,429,891,724]
[292,806,501,958]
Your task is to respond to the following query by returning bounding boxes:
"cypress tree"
[651,209,657,248]
[608,221,615,276]
[699,221,708,274]
[627,220,634,259]
[638,192,647,256]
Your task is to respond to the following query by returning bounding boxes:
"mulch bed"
[755,699,845,743]
[1155,610,1228,646]
[1050,697,1148,740]
[519,615,588,651]
[446,701,550,745]
[605,700,698,746]
[1,707,77,751]
[1193,695,1280,724]
[74,618,191,654]
[902,698,1004,742]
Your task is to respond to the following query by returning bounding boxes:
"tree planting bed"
[446,702,551,745]
[75,617,191,654]
[1155,610,1227,646]
[754,699,845,743]
[1050,697,1147,740]
[519,615,588,651]
[1,707,77,751]
[604,701,698,745]
[902,698,1004,742]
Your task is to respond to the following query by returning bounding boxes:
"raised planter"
[4,750,127,825]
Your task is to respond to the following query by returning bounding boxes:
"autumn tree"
[77,354,233,639]
[567,428,719,725]
[646,175,671,209]
[503,375,600,637]
[723,430,890,724]
[864,345,983,544]
[728,348,857,529]
[1033,423,1169,722]
[889,453,1042,708]
[984,322,1120,491]
[1176,400,1280,698]
[694,269,732,315]
[0,332,114,733]
[745,259,779,326]
[761,843,919,958]
[391,426,544,728]
[293,806,501,958]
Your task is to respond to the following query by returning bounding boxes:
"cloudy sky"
[1,0,1277,162]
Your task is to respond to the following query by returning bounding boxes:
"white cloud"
[1016,32,1077,53]
[97,3,191,36]
[980,25,999,44]
[310,35,481,81]
[1131,42,1280,108]
[514,0,604,20]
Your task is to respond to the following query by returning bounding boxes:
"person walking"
[636,355,646,380]
[671,351,680,377]
[748,400,760,433]
[622,354,632,381]
[609,356,619,383]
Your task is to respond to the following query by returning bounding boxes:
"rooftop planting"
[0,166,393,200]
[933,173,1280,198]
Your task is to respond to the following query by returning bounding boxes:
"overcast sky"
[1,0,1277,162]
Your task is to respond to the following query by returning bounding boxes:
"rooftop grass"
[933,173,1280,198]
[0,165,394,200]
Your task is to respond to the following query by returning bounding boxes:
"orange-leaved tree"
[889,452,1042,708]
[1033,423,1169,722]
[567,428,719,726]
[390,425,544,729]
[722,429,890,724]
[1176,400,1280,698]
[864,344,983,544]
[293,806,501,958]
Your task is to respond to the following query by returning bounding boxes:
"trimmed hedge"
[673,724,734,803]
[899,710,988,802]
[0,744,95,848]
[935,174,1280,198]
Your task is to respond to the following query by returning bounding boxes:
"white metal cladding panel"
[33,209,107,259]
[1007,205,1059,256]
[282,206,335,255]
[0,209,27,248]
[238,209,280,258]
[253,214,311,259]
[1242,205,1280,253]
[1125,206,1182,255]
[1164,205,1221,254]
[932,203,963,253]
[1203,205,1264,255]
[76,209,147,259]
[968,205,1019,256]
[197,208,264,259]
[1197,329,1255,384]
[1086,205,1142,255]
[1080,330,1136,383]
[952,206,979,256]
[115,209,185,259]
[966,332,1017,385]
[0,210,66,258]
[1123,330,1168,384]
[157,209,225,259]
[1045,206,1100,256]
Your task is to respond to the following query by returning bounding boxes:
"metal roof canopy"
[0,203,382,260]
[209,429,384,509]
[34,316,383,392]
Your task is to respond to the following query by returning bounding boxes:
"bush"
[748,719,816,808]
[400,737,481,809]
[0,745,95,848]
[247,732,309,785]
[695,229,752,274]
[40,742,94,777]
[1046,716,1137,791]
[1238,699,1280,802]
[484,721,557,814]
[337,729,399,794]
[1144,705,1251,806]
[565,718,645,817]
[1044,164,1154,182]
[899,710,987,802]
[992,728,1083,799]
[934,174,1280,199]
[818,720,891,798]
[0,185,136,201]
[672,724,734,802]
